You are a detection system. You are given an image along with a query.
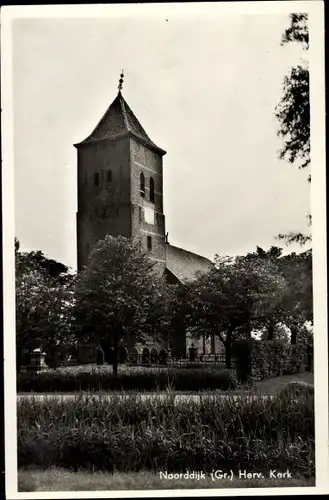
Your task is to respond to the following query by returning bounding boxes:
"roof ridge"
[167,243,211,262]
[118,91,131,133]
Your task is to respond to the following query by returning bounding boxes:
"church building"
[74,74,220,361]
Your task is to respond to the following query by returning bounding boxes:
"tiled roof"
[75,91,166,155]
[165,244,212,283]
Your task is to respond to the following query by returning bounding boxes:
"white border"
[2,2,328,498]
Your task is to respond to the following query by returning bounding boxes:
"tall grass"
[17,391,315,477]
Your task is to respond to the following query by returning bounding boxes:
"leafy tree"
[15,239,69,280]
[186,256,285,368]
[73,235,168,375]
[15,239,75,371]
[245,246,313,343]
[279,249,313,343]
[275,13,309,171]
[275,13,311,246]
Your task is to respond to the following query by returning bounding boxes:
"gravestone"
[28,348,48,373]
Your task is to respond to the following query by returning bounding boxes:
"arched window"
[107,169,112,182]
[147,236,152,251]
[94,172,99,187]
[149,177,155,203]
[140,172,145,197]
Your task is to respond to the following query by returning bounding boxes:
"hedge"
[17,367,237,393]
[232,339,311,383]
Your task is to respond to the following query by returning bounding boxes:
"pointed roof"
[74,91,166,155]
[165,244,212,283]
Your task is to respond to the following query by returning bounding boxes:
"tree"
[186,256,285,368]
[15,239,75,371]
[73,235,168,375]
[244,246,313,343]
[275,13,309,171]
[275,13,311,246]
[15,241,69,280]
[279,249,313,343]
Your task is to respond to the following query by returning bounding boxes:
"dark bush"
[17,367,237,393]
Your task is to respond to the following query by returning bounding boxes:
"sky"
[12,7,311,271]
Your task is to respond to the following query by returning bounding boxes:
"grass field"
[253,371,314,394]
[18,467,315,491]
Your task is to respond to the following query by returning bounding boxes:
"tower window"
[147,236,152,251]
[149,177,155,203]
[107,169,112,182]
[140,172,145,197]
[94,172,100,186]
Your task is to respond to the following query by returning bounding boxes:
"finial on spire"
[118,70,124,91]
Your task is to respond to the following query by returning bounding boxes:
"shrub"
[248,341,310,381]
[17,392,315,477]
[278,381,314,402]
[17,367,237,393]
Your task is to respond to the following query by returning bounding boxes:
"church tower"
[74,75,167,271]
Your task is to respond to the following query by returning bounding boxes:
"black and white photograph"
[1,2,328,498]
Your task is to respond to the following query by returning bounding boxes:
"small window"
[139,206,142,222]
[149,177,155,203]
[94,172,99,186]
[107,169,112,182]
[147,236,152,251]
[140,172,145,197]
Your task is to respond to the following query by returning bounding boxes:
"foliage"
[275,64,310,170]
[278,380,314,401]
[275,13,311,245]
[185,255,286,366]
[276,13,309,171]
[250,340,310,381]
[17,367,237,393]
[73,236,169,374]
[15,238,69,280]
[281,13,309,49]
[17,392,315,476]
[15,239,75,370]
[279,249,313,335]
[244,246,313,340]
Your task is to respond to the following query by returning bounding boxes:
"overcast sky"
[12,8,311,270]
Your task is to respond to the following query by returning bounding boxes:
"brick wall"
[76,136,167,270]
[77,137,131,268]
[130,138,166,268]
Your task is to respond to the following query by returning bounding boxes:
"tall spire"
[118,70,124,92]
